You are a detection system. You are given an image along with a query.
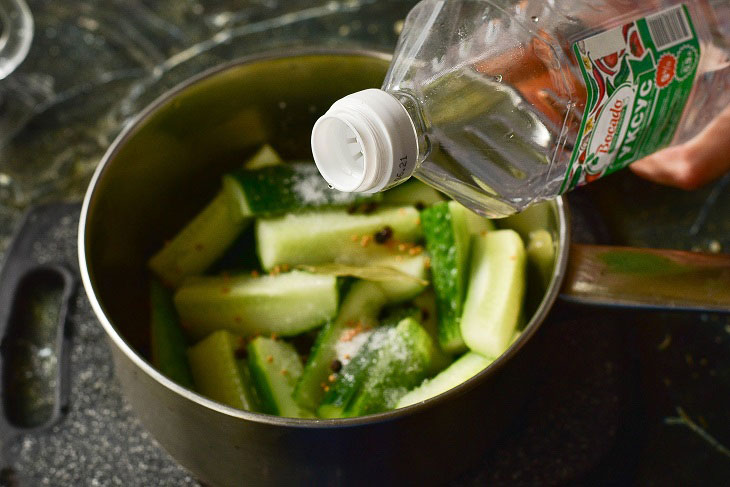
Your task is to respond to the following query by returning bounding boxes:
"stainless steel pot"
[78,49,730,486]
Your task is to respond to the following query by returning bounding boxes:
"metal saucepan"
[78,50,730,486]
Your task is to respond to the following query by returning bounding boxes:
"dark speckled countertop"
[0,1,728,486]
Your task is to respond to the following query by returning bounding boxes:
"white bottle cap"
[311,89,419,193]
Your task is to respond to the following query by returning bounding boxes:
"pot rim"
[78,47,571,428]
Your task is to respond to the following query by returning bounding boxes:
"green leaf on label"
[606,79,615,98]
[569,166,582,190]
[585,154,597,167]
[584,73,598,109]
[613,57,631,87]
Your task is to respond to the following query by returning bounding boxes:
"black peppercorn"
[374,225,394,244]
[361,201,378,214]
[330,359,343,372]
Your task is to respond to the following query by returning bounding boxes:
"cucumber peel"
[293,280,387,411]
[396,352,493,408]
[421,201,494,353]
[149,280,194,388]
[318,317,445,418]
[225,163,378,218]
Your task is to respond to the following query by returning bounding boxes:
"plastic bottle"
[311,0,730,217]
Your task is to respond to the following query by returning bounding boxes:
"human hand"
[630,104,730,190]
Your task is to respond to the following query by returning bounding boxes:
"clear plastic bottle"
[311,0,730,217]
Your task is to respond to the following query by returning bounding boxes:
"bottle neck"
[387,89,432,170]
[311,88,420,193]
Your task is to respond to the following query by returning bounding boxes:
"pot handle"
[560,243,730,312]
[0,205,76,466]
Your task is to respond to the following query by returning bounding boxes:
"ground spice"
[408,246,423,255]
[340,323,365,342]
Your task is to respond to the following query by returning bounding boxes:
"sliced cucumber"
[381,179,445,206]
[315,326,383,418]
[292,280,386,411]
[421,201,494,353]
[174,270,338,340]
[148,147,287,287]
[187,330,259,411]
[522,229,555,318]
[499,202,551,242]
[149,280,194,388]
[451,200,496,236]
[243,144,283,170]
[411,289,439,343]
[148,189,250,287]
[370,253,429,303]
[461,230,526,358]
[255,206,422,270]
[248,337,311,418]
[396,352,493,408]
[224,163,377,218]
[526,229,555,290]
[318,317,446,418]
[296,253,427,296]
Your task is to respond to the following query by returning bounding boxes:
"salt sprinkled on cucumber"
[225,163,378,217]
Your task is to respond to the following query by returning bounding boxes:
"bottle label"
[562,4,700,192]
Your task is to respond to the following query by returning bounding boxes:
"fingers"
[630,104,730,190]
